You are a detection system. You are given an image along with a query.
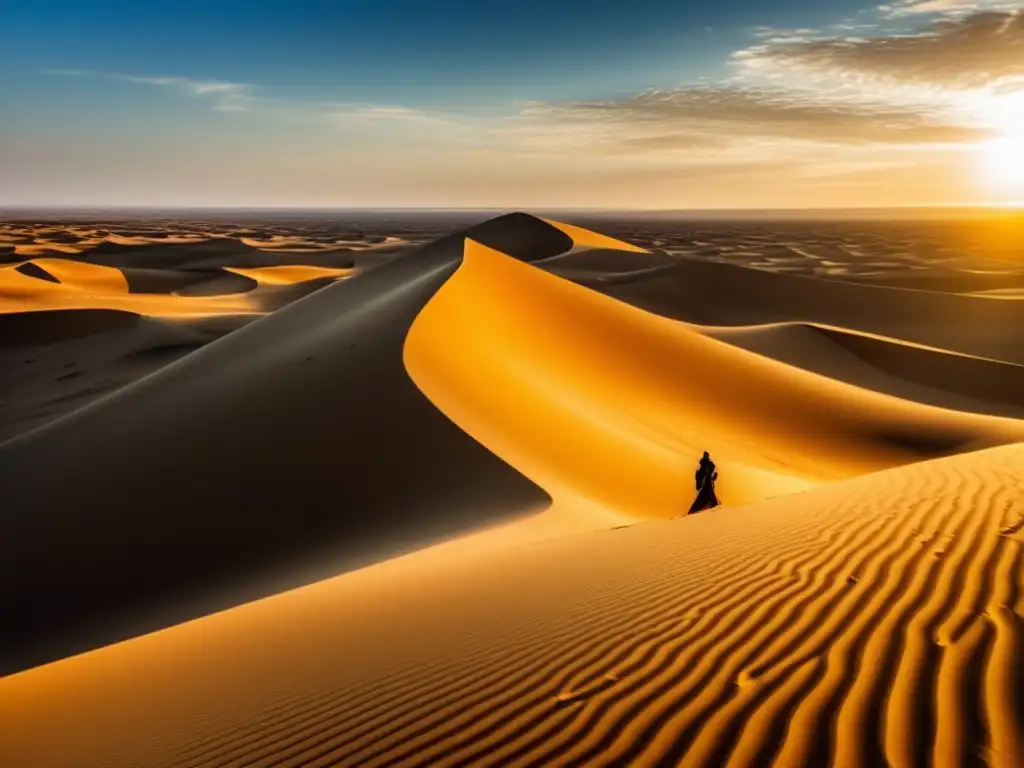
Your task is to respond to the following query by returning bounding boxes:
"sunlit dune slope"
[0,213,566,676]
[2,443,1020,767]
[0,258,350,318]
[541,217,649,253]
[224,264,354,284]
[701,322,1024,419]
[601,257,1024,365]
[0,259,256,317]
[405,239,1024,517]
[24,258,128,293]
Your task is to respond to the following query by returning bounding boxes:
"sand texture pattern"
[1,210,1022,767]
[1,444,1021,767]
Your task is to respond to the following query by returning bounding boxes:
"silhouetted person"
[688,451,721,514]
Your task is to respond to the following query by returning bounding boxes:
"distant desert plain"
[1,208,1022,767]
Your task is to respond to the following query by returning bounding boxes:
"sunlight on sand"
[224,265,355,284]
[404,239,1024,516]
[0,262,257,317]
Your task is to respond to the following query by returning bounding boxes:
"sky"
[2,0,1024,208]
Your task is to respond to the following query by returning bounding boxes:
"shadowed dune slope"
[0,213,570,676]
[701,323,1024,419]
[2,444,1020,767]
[601,258,1024,365]
[117,266,253,295]
[77,238,267,269]
[0,308,147,348]
[0,312,207,442]
[405,240,1024,518]
[14,261,60,283]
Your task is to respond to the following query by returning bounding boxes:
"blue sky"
[2,1,1023,207]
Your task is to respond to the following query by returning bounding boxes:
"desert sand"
[1,211,1021,766]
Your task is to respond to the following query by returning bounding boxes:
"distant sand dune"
[1,443,1019,767]
[224,264,354,285]
[600,257,1024,365]
[0,260,256,317]
[701,322,1024,419]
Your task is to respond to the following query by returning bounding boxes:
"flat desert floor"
[1,209,1021,767]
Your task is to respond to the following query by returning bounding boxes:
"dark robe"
[688,457,720,514]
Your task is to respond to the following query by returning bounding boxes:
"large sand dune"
[0,213,570,674]
[1,211,1021,766]
[407,239,1024,517]
[2,443,1020,767]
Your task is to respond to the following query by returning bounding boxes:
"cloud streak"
[736,10,1024,90]
[503,86,988,160]
[880,1,1024,17]
[43,69,256,111]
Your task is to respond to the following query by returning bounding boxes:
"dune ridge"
[599,256,1024,365]
[699,321,1024,419]
[405,238,1024,516]
[0,214,569,675]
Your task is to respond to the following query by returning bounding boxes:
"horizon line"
[1,202,1021,218]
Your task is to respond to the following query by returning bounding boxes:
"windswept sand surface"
[1,210,1022,766]
[2,445,1021,767]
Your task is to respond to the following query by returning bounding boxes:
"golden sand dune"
[2,214,1023,767]
[541,217,650,253]
[2,443,1020,767]
[224,264,355,285]
[0,261,256,317]
[23,257,129,293]
[406,239,1024,515]
[0,258,350,319]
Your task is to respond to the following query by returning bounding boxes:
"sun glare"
[981,135,1024,191]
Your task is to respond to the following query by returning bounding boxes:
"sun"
[981,135,1024,191]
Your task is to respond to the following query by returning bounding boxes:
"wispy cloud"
[880,1,1023,17]
[501,86,987,161]
[42,69,256,111]
[736,10,1024,90]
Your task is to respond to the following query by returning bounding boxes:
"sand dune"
[701,322,1024,419]
[2,212,1022,766]
[406,239,1024,517]
[224,264,355,285]
[2,443,1020,767]
[0,259,258,317]
[599,256,1024,364]
[0,310,206,442]
[0,213,570,674]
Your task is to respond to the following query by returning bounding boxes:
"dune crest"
[541,217,650,253]
[405,238,1024,516]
